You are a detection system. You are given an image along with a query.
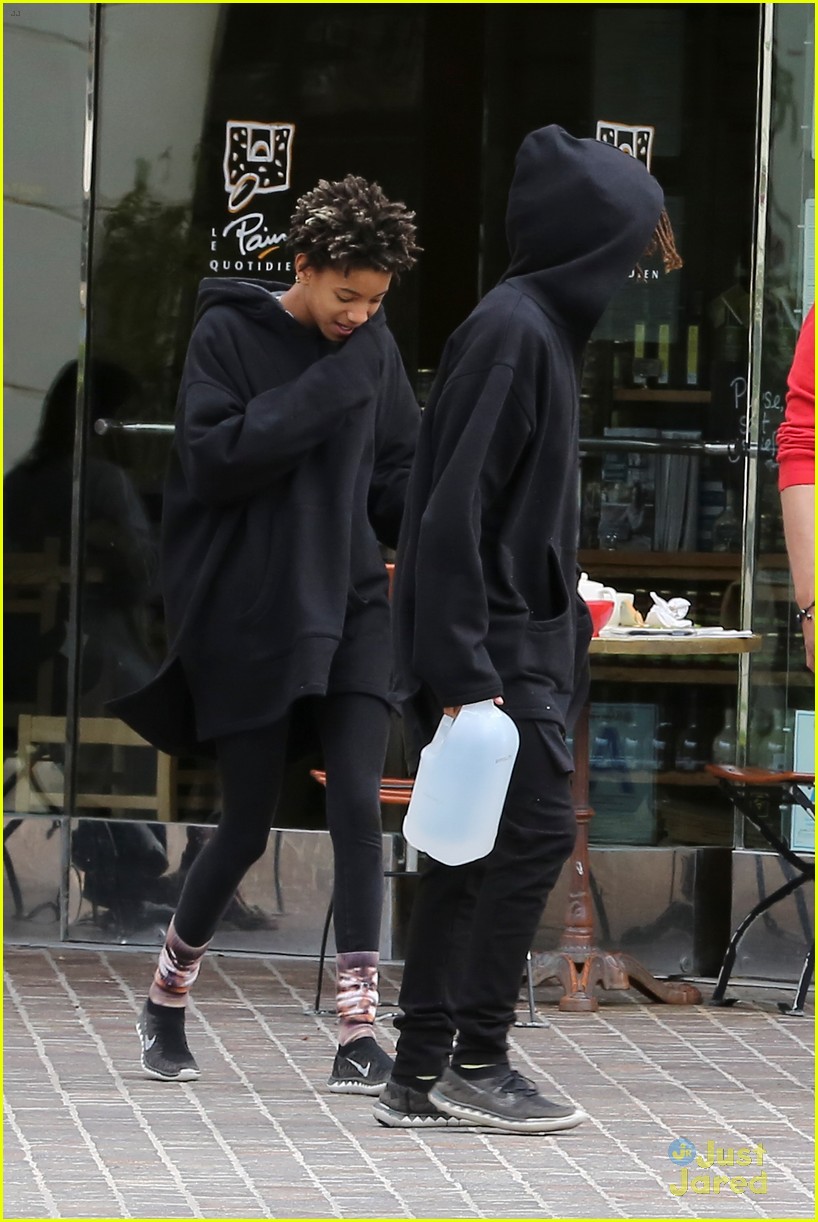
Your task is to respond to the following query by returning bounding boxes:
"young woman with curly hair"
[117,174,421,1091]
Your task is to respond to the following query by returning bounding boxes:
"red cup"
[585,598,615,637]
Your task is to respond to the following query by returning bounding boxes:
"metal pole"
[734,4,774,851]
[61,3,102,941]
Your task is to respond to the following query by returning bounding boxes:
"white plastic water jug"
[403,700,520,866]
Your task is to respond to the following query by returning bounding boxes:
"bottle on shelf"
[632,322,647,386]
[757,708,792,773]
[676,695,706,773]
[711,705,738,766]
[649,717,676,772]
[697,479,727,551]
[711,487,742,552]
[622,710,644,772]
[684,292,704,388]
[657,323,671,386]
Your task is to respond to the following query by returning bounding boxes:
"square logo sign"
[596,121,655,171]
[224,121,295,213]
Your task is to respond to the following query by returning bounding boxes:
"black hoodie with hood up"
[112,278,419,749]
[392,126,664,735]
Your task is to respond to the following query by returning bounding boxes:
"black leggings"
[173,693,390,952]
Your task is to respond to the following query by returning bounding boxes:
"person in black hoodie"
[118,175,421,1090]
[374,127,678,1133]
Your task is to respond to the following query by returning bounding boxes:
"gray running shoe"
[327,1036,393,1095]
[137,1001,200,1082]
[373,1079,471,1128]
[429,1065,586,1134]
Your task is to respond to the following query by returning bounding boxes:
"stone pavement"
[2,945,814,1220]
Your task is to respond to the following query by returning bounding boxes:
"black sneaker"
[327,1036,393,1095]
[373,1078,471,1128]
[136,1001,200,1082]
[428,1065,586,1134]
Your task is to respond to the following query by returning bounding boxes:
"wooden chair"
[4,538,65,719]
[14,714,176,822]
[706,763,815,1015]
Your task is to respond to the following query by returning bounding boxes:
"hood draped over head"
[501,125,665,336]
[193,277,288,324]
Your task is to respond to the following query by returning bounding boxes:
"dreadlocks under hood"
[502,125,666,337]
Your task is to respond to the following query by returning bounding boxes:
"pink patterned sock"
[148,918,210,1008]
[336,951,379,1046]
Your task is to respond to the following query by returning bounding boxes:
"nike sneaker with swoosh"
[327,1035,393,1094]
[137,999,200,1081]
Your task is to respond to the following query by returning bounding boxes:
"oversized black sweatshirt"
[114,278,419,747]
[392,126,664,727]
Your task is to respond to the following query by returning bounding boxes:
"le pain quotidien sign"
[210,120,296,276]
[207,117,664,280]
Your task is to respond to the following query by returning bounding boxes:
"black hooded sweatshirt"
[114,278,419,747]
[392,126,664,729]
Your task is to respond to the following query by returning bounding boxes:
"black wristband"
[795,599,815,623]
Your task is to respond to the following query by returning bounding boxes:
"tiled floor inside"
[2,945,814,1220]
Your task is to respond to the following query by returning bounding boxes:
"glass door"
[481,2,763,848]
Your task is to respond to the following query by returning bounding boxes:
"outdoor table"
[529,632,762,1011]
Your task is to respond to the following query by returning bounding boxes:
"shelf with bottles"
[589,685,739,778]
[578,428,785,558]
[585,686,739,845]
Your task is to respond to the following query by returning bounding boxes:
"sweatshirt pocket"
[519,612,573,693]
[517,542,574,689]
[520,542,571,623]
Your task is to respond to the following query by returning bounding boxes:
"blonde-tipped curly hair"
[288,174,421,275]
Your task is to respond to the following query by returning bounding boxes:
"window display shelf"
[612,389,712,404]
[579,549,790,581]
[592,665,739,685]
[594,769,718,786]
[592,666,810,687]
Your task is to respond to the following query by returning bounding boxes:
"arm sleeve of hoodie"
[177,310,382,505]
[776,305,815,491]
[367,336,421,548]
[412,365,532,707]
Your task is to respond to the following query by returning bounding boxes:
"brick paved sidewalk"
[2,945,814,1220]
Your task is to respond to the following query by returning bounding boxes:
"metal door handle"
[94,419,174,436]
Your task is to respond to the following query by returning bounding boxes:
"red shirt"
[776,304,815,490]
